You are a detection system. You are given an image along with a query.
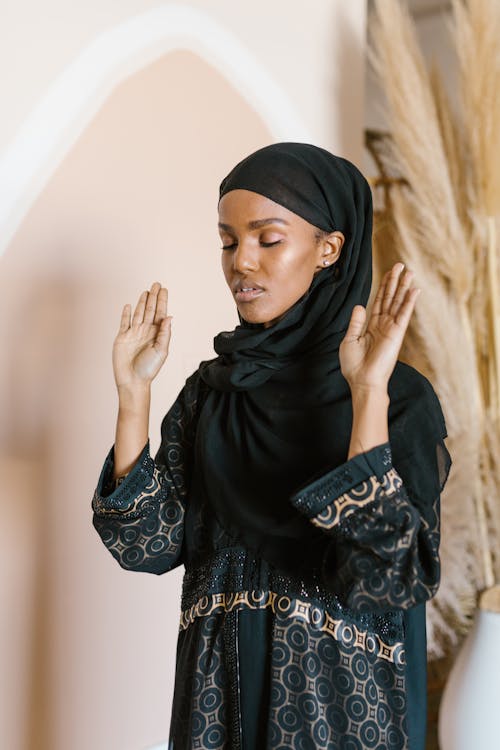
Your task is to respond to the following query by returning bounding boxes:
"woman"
[92,142,452,749]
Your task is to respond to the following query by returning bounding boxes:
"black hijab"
[195,142,451,576]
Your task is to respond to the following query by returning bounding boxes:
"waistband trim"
[179,589,405,666]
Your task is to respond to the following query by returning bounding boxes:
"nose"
[232,241,259,273]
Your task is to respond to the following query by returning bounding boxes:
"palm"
[339,262,420,390]
[112,282,172,388]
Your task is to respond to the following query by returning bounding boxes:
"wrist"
[350,384,389,404]
[348,385,389,460]
[117,382,151,410]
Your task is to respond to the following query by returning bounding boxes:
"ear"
[316,230,345,271]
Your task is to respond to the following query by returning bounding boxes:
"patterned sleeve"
[91,370,203,575]
[289,439,450,613]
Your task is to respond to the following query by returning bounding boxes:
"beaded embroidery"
[180,546,404,643]
[291,442,393,517]
[179,589,405,666]
[311,466,404,531]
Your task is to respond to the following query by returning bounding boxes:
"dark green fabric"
[237,607,272,749]
[404,603,428,750]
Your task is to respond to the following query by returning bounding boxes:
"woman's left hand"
[339,261,421,391]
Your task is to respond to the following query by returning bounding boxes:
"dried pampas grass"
[368,0,500,657]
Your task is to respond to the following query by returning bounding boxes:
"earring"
[323,259,330,265]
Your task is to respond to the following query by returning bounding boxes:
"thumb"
[344,305,366,341]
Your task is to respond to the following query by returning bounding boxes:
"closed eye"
[221,240,282,250]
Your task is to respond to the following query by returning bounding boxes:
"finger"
[371,269,391,317]
[132,290,148,327]
[153,287,168,325]
[143,282,161,325]
[119,303,131,332]
[344,304,366,341]
[154,315,173,354]
[389,269,414,318]
[394,287,420,329]
[382,262,405,314]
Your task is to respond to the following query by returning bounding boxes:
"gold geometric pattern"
[311,467,404,530]
[179,588,405,666]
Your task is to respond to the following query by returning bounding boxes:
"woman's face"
[218,189,345,328]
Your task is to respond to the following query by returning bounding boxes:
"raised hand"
[339,262,421,392]
[112,282,173,390]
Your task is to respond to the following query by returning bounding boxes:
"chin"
[237,308,273,327]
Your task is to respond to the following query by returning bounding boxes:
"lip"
[234,288,264,302]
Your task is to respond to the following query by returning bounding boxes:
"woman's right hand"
[112,281,173,390]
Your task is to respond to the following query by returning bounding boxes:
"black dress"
[92,369,449,749]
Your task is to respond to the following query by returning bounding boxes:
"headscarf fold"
[194,142,451,575]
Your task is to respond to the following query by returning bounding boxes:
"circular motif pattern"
[190,710,207,735]
[360,719,380,747]
[387,687,406,715]
[316,633,338,664]
[386,726,405,749]
[145,534,168,555]
[341,623,354,644]
[162,502,182,522]
[283,665,307,693]
[143,514,160,535]
[351,652,369,680]
[303,651,321,678]
[270,680,287,708]
[365,677,379,706]
[365,634,377,654]
[374,661,394,690]
[122,545,144,566]
[166,446,180,464]
[205,726,224,748]
[288,623,309,653]
[297,693,319,722]
[277,703,302,732]
[326,703,349,733]
[272,641,291,668]
[296,729,317,750]
[268,607,407,747]
[199,687,220,712]
[342,737,363,750]
[334,666,355,696]
[315,675,334,702]
[310,605,325,628]
[312,718,330,744]
[120,526,140,544]
[346,694,368,723]
[277,595,291,612]
[101,527,117,545]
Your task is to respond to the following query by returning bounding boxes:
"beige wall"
[0,2,367,749]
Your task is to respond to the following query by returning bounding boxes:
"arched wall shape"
[0,3,312,256]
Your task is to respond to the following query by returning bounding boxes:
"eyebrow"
[218,217,290,231]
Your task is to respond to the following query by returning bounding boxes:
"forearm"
[347,386,389,460]
[113,384,151,479]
